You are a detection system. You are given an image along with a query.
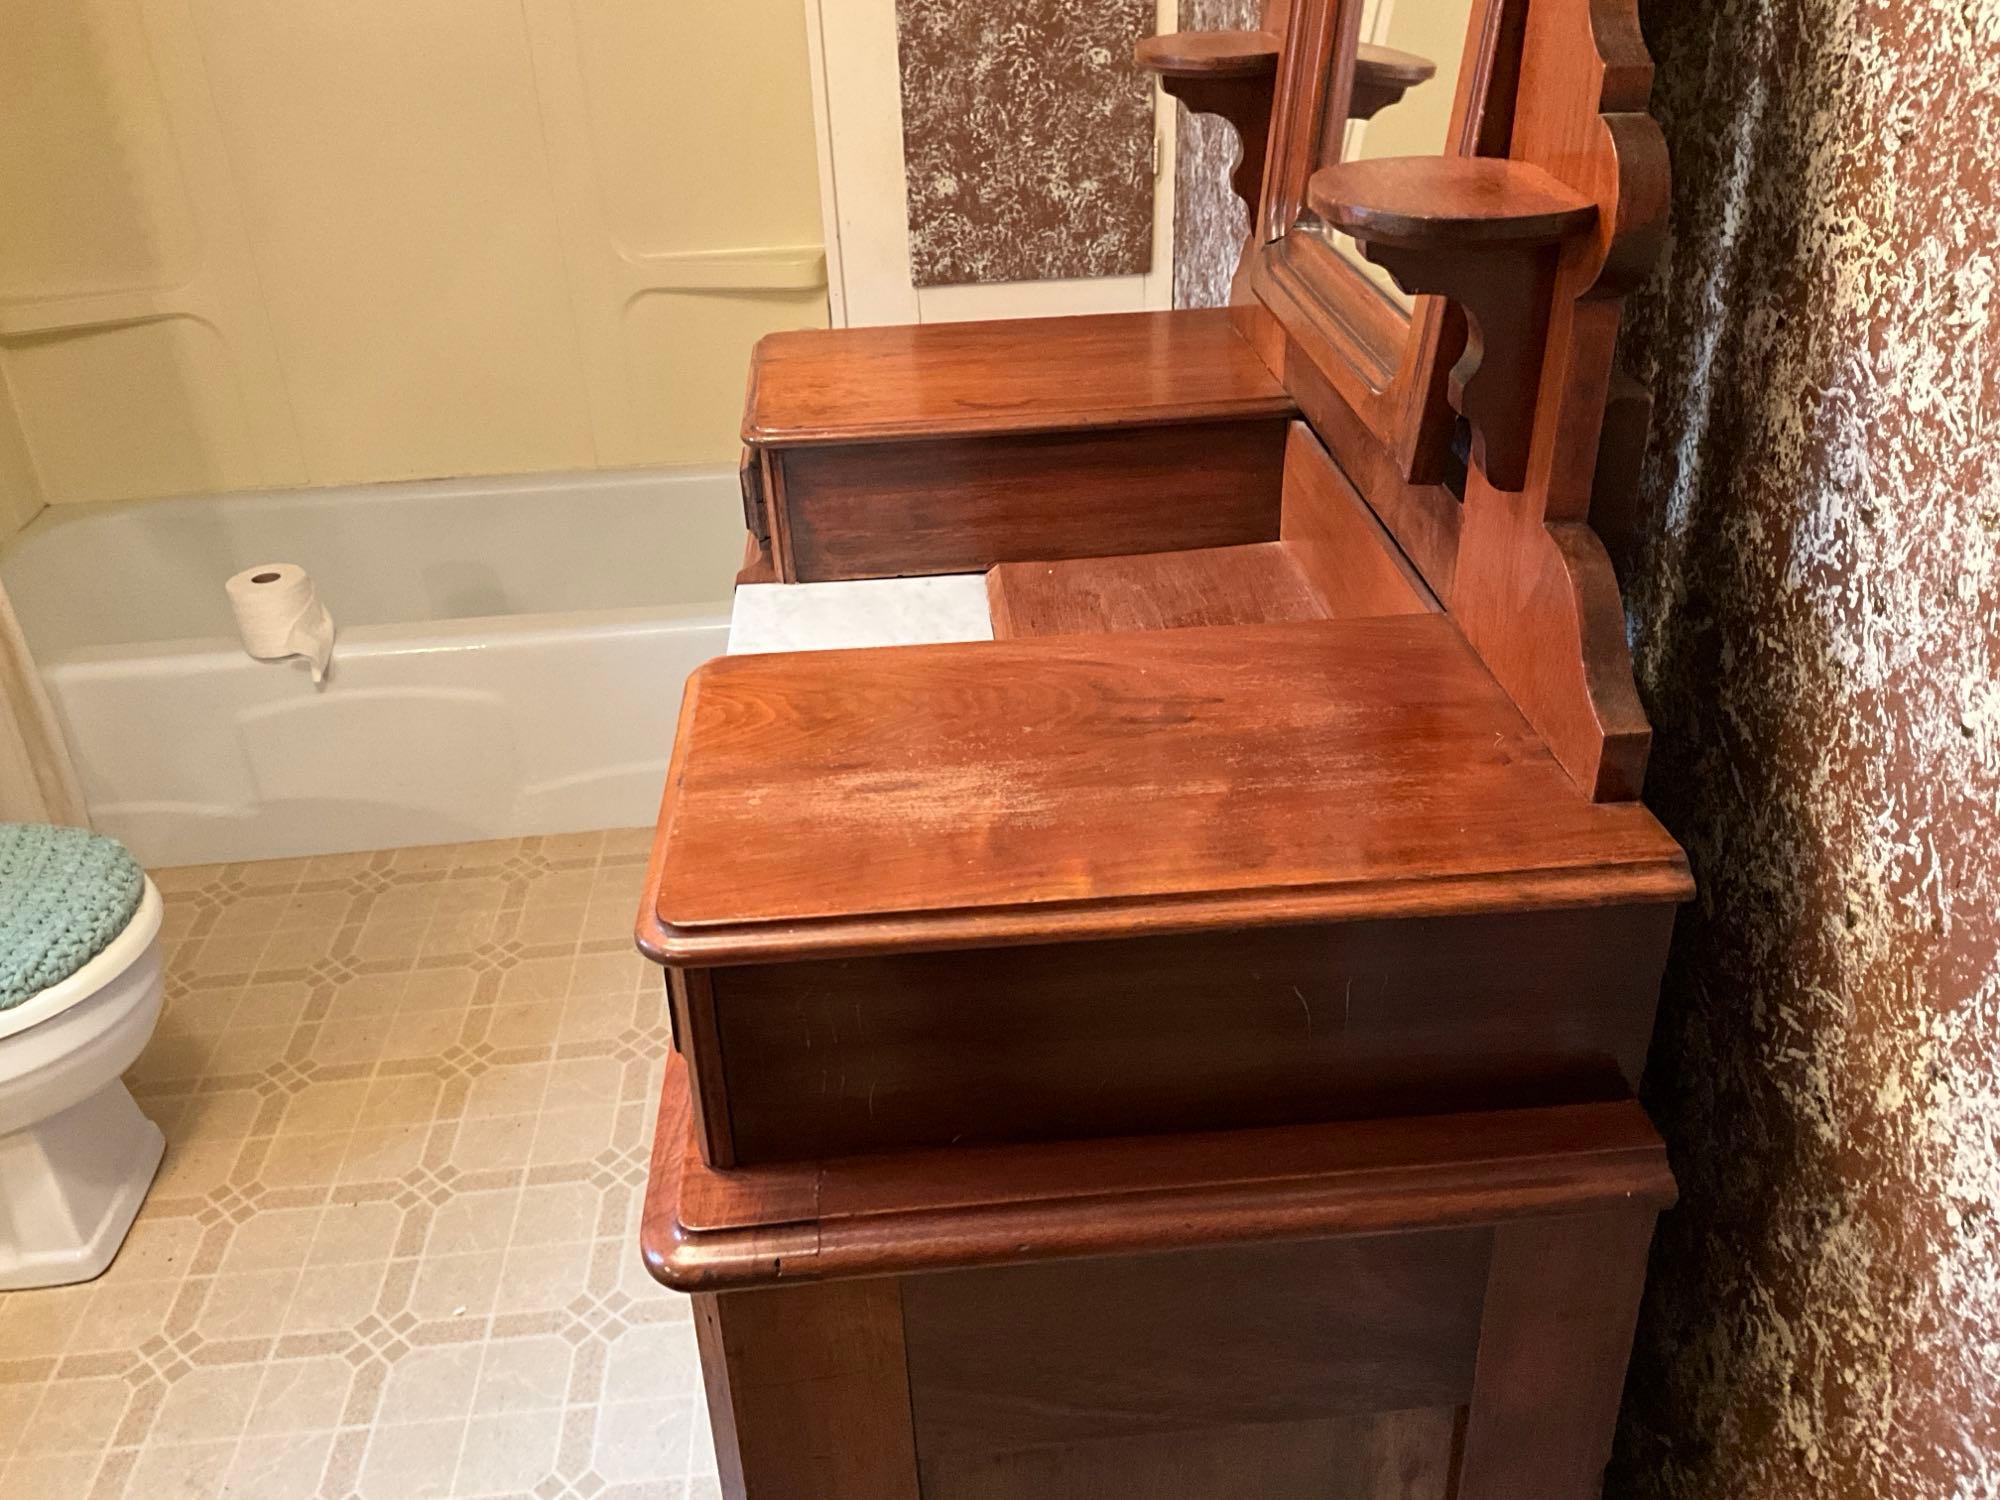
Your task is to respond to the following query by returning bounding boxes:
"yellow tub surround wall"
[0,389,36,543]
[0,0,827,507]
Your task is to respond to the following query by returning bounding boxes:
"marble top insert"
[727,575,994,656]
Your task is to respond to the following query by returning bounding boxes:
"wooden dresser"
[636,0,1686,1494]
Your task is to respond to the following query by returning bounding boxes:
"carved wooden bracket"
[1136,31,1280,221]
[1308,156,1596,491]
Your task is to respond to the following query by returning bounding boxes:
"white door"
[800,0,1180,327]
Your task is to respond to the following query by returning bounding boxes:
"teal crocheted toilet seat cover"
[0,824,146,1011]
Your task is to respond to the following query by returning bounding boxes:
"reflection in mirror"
[1311,0,1480,312]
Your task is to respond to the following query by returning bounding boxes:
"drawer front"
[677,901,1674,1167]
[771,419,1291,582]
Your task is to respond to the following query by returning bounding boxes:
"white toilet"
[0,876,166,1290]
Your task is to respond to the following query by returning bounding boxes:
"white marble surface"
[727,575,995,655]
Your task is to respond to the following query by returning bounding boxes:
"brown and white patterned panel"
[1606,0,2000,1493]
[896,0,1158,287]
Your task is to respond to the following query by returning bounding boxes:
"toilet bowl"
[0,877,166,1290]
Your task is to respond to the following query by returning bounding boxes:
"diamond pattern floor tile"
[0,833,717,1500]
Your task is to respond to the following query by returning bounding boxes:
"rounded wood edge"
[1135,30,1280,79]
[644,1220,821,1296]
[738,394,1300,450]
[1354,41,1439,86]
[639,1222,689,1291]
[640,858,1692,968]
[1308,157,1599,249]
[634,912,674,967]
[644,1091,1677,1293]
[659,1179,1677,1293]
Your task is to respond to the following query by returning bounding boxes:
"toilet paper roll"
[226,563,336,684]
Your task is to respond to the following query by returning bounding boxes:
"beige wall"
[0,0,827,515]
[0,387,37,542]
[1350,0,1478,161]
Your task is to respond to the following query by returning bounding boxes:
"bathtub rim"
[0,461,742,538]
[34,600,734,676]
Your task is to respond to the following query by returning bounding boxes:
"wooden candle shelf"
[1309,155,1597,249]
[1133,30,1281,80]
[1310,156,1597,491]
[638,0,1682,1494]
[1134,32,1282,213]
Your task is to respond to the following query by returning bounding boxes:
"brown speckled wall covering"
[1610,1,1999,1494]
[1169,2,2000,1493]
[896,0,1157,287]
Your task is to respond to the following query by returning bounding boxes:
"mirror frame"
[1252,0,1528,488]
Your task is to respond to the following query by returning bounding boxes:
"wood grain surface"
[693,1281,919,1498]
[901,1236,1483,1480]
[643,615,1688,963]
[1240,0,1668,798]
[775,418,1289,581]
[1279,419,1439,615]
[1456,1211,1659,1498]
[1304,158,1598,493]
[986,540,1333,637]
[745,309,1293,447]
[912,1408,1459,1500]
[1142,28,1285,232]
[1308,155,1598,247]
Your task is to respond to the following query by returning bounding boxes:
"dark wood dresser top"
[744,308,1296,448]
[641,614,1688,965]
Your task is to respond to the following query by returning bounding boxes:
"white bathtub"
[0,468,744,866]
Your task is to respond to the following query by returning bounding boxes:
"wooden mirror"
[1256,0,1527,489]
[1314,2,1478,314]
